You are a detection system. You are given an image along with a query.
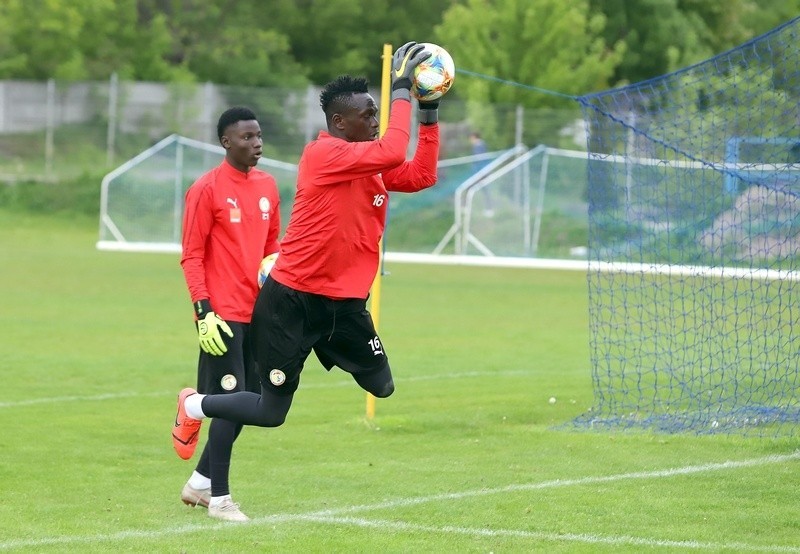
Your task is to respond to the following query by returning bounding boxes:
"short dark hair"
[319,75,370,119]
[217,107,258,141]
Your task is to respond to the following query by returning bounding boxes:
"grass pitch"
[0,209,798,553]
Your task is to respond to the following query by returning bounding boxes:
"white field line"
[300,515,800,553]
[1,451,798,552]
[0,370,534,409]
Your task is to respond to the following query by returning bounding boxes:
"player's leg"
[204,419,247,521]
[184,278,316,427]
[351,362,394,397]
[181,443,212,508]
[313,298,395,398]
[206,323,251,520]
[183,426,242,507]
[181,323,248,516]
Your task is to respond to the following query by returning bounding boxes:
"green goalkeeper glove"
[194,299,233,356]
[391,41,429,102]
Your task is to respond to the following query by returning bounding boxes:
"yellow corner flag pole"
[366,43,393,421]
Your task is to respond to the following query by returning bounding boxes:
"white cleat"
[208,497,250,522]
[181,483,211,508]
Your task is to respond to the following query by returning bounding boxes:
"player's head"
[217,107,262,171]
[319,75,378,143]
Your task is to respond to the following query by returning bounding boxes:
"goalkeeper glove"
[194,299,233,356]
[418,98,440,125]
[391,41,429,102]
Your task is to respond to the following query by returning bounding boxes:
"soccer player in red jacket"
[172,43,438,472]
[176,107,281,522]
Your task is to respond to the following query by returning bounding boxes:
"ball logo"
[269,369,286,386]
[220,374,237,391]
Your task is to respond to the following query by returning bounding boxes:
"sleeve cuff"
[391,88,411,102]
[194,299,212,317]
[418,109,438,125]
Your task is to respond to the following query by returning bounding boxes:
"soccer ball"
[257,253,279,288]
[411,43,455,102]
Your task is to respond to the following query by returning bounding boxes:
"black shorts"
[250,277,389,395]
[196,321,261,395]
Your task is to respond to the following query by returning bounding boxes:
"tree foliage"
[255,0,457,86]
[0,0,796,97]
[436,0,624,108]
[589,0,768,85]
[0,0,185,81]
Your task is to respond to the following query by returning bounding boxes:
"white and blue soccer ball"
[411,43,456,102]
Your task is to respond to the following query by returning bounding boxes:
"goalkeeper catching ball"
[172,42,442,496]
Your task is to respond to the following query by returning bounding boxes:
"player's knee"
[372,379,394,398]
[257,412,287,427]
[254,389,293,427]
[252,403,288,427]
[352,366,394,398]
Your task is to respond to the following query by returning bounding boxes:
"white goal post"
[97,134,297,253]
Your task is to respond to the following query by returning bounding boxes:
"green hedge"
[0,172,105,217]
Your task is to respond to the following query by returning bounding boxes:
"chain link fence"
[0,76,584,182]
[1,76,591,258]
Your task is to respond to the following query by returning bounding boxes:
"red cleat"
[172,387,202,460]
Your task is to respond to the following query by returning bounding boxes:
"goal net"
[573,17,800,436]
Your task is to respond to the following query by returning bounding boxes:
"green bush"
[0,172,104,217]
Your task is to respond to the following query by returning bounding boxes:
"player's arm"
[382,42,442,191]
[382,122,439,192]
[180,184,232,356]
[382,92,441,192]
[180,184,214,300]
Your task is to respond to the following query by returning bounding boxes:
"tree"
[179,26,309,88]
[2,0,87,80]
[2,0,797,89]
[262,0,457,86]
[589,0,758,86]
[0,0,187,81]
[436,0,624,107]
[0,2,26,77]
[136,0,308,87]
[742,0,800,38]
[433,0,623,149]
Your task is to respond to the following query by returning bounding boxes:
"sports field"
[0,209,798,553]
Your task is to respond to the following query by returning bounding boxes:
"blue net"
[572,17,800,436]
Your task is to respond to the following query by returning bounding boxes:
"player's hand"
[197,311,233,356]
[391,41,429,100]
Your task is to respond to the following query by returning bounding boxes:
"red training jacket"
[181,158,281,322]
[270,99,439,299]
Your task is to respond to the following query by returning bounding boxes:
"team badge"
[220,374,237,391]
[269,369,286,386]
[259,197,270,212]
